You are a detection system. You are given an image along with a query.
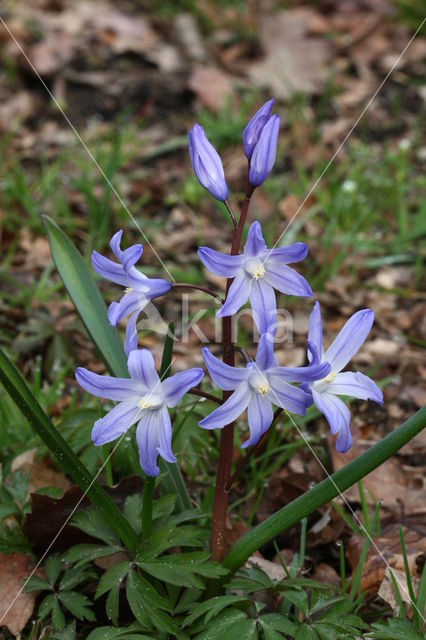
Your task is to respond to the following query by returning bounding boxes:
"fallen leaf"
[378,567,420,616]
[0,553,44,634]
[188,65,235,112]
[11,449,71,496]
[249,9,333,99]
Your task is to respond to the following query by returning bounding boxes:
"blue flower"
[248,114,280,187]
[198,221,312,334]
[92,231,171,355]
[243,99,275,160]
[76,350,204,476]
[305,302,383,453]
[188,124,229,201]
[199,334,330,448]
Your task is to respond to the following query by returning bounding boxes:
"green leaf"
[49,621,76,640]
[52,598,66,630]
[62,543,121,567]
[123,494,142,535]
[86,628,155,640]
[43,216,190,512]
[0,347,138,553]
[59,564,96,591]
[294,624,318,640]
[24,575,51,593]
[95,561,130,599]
[194,610,254,640]
[106,583,120,626]
[71,508,120,545]
[58,591,96,622]
[259,614,298,637]
[38,593,56,621]
[282,590,309,617]
[223,406,426,574]
[45,554,62,586]
[42,215,127,377]
[140,552,227,589]
[183,595,250,627]
[126,568,176,635]
[370,618,424,639]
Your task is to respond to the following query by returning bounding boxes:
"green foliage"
[26,552,96,630]
[0,469,31,553]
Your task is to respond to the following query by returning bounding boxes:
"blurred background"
[0,0,425,590]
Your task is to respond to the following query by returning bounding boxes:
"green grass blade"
[223,406,426,574]
[44,218,190,511]
[0,347,138,553]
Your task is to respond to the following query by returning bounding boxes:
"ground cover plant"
[0,1,425,638]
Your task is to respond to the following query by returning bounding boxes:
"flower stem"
[171,283,224,303]
[210,185,255,561]
[188,388,223,405]
[141,476,155,539]
[224,200,238,228]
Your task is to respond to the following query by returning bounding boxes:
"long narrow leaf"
[0,348,138,553]
[43,216,190,510]
[223,406,426,574]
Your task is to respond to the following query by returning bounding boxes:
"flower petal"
[198,247,244,277]
[202,347,250,391]
[125,271,171,298]
[124,310,140,356]
[249,279,276,335]
[255,333,278,371]
[312,389,352,452]
[307,302,323,364]
[162,368,204,407]
[217,270,251,318]
[76,367,141,401]
[242,393,273,448]
[121,244,143,272]
[157,406,177,464]
[327,371,383,403]
[127,349,160,388]
[324,309,374,373]
[244,221,267,257]
[243,99,274,160]
[136,407,175,477]
[199,383,252,430]
[91,251,128,286]
[268,361,330,384]
[264,263,313,297]
[267,377,310,415]
[108,291,145,326]
[248,114,280,187]
[266,242,308,264]
[110,230,124,260]
[92,401,140,446]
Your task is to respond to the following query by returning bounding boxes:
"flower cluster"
[76,99,383,476]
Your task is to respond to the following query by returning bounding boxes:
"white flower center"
[256,382,270,395]
[124,287,133,294]
[137,393,163,410]
[323,372,336,384]
[245,259,265,280]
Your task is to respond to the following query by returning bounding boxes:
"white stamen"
[256,383,270,395]
[138,398,152,409]
[323,372,337,384]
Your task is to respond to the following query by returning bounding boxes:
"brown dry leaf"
[28,31,75,76]
[19,230,52,270]
[249,9,333,99]
[0,553,43,634]
[346,512,426,596]
[378,567,420,615]
[93,12,158,55]
[0,91,36,133]
[246,555,287,582]
[311,562,341,587]
[11,448,71,496]
[188,65,235,112]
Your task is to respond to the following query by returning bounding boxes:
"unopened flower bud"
[188,124,228,201]
[248,114,280,187]
[243,99,274,160]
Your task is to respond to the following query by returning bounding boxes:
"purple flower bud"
[188,124,228,201]
[248,114,280,187]
[243,99,274,160]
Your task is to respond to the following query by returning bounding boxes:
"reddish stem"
[171,283,224,303]
[210,185,254,561]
